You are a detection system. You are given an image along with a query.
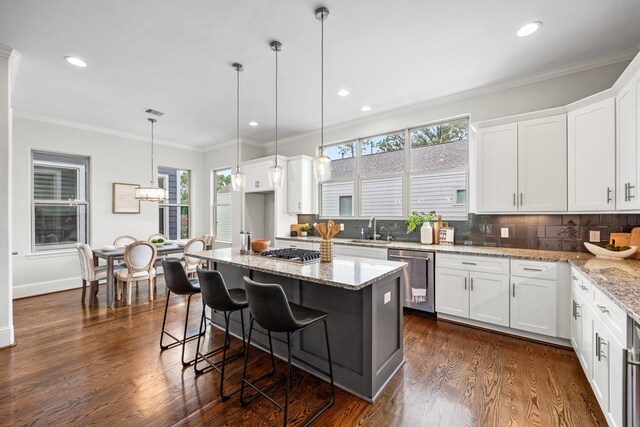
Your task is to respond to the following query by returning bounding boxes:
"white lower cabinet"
[469,272,510,327]
[510,276,557,337]
[571,267,625,427]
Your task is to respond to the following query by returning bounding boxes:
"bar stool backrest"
[243,277,298,333]
[197,267,238,312]
[162,258,198,295]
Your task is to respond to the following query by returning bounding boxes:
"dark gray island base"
[188,248,406,402]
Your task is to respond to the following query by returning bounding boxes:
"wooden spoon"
[314,223,326,240]
[327,220,335,239]
[332,223,340,237]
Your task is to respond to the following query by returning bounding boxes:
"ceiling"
[1,0,640,148]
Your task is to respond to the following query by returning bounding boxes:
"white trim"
[0,44,14,59]
[25,249,76,259]
[0,325,14,348]
[203,137,264,152]
[12,110,203,152]
[13,276,81,299]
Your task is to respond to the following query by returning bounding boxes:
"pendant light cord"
[275,45,279,166]
[236,67,240,173]
[320,13,324,155]
[149,118,155,185]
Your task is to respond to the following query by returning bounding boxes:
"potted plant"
[299,224,311,237]
[406,211,437,244]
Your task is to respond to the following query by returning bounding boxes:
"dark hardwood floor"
[0,280,606,426]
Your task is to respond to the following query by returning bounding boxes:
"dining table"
[93,242,186,307]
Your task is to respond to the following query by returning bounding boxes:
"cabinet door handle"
[513,193,516,206]
[607,187,612,204]
[520,193,523,206]
[572,300,577,319]
[461,261,477,266]
[298,202,301,209]
[512,283,516,298]
[596,332,601,361]
[596,304,610,314]
[625,183,630,202]
[470,277,474,291]
[464,277,468,290]
[523,267,543,272]
[579,284,588,291]
[571,275,578,281]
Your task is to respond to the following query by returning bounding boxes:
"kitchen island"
[187,248,406,402]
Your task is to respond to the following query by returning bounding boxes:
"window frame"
[319,116,469,221]
[31,151,90,253]
[158,167,191,240]
[212,167,232,244]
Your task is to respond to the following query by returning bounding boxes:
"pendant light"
[268,40,284,189]
[135,118,168,202]
[231,63,246,191]
[312,7,331,182]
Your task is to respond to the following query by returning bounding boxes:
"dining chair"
[113,235,137,247]
[202,234,216,250]
[182,238,205,277]
[75,243,107,306]
[117,241,157,305]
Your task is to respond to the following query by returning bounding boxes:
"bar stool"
[160,258,205,366]
[194,267,249,401]
[241,277,335,427]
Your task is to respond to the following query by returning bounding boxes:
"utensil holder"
[320,240,334,262]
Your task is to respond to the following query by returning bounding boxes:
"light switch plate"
[340,223,344,231]
[501,228,509,238]
[384,292,391,304]
[590,230,601,242]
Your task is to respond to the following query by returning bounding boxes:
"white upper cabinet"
[617,75,640,210]
[517,114,567,212]
[568,99,616,211]
[287,156,316,214]
[477,115,567,213]
[476,123,518,212]
[243,158,274,193]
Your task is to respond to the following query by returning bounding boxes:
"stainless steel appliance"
[388,249,435,313]
[259,248,320,263]
[627,320,640,426]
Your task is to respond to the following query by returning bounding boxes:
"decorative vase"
[420,222,433,244]
[301,231,308,237]
[319,240,334,262]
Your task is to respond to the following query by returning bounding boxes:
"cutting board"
[631,227,640,259]
[609,232,631,246]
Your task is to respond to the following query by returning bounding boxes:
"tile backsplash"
[297,214,640,253]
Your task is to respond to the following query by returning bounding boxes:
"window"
[158,167,190,240]
[32,152,89,252]
[213,168,232,243]
[319,118,468,220]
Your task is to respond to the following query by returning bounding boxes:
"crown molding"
[265,48,638,148]
[0,44,14,59]
[12,110,204,152]
[203,138,263,152]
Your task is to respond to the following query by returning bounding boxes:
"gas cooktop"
[259,248,321,264]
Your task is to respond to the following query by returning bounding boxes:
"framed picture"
[112,183,140,214]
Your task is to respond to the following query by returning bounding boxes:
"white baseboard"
[0,325,15,348]
[13,276,81,299]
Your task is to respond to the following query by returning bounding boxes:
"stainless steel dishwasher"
[388,249,435,314]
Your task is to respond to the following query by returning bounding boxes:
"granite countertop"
[187,248,405,291]
[276,236,640,323]
[275,236,589,262]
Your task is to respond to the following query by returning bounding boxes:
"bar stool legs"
[194,307,249,401]
[240,318,334,427]
[159,290,206,366]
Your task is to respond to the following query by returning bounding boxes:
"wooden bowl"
[251,239,270,253]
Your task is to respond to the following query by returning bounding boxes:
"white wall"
[11,116,207,298]
[264,60,630,213]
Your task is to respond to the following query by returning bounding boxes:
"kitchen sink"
[350,239,392,245]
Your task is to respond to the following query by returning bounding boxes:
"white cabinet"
[243,158,273,193]
[592,313,623,427]
[274,239,317,250]
[334,244,387,260]
[517,115,567,211]
[476,114,567,213]
[436,255,509,327]
[617,74,640,210]
[287,155,316,214]
[568,98,616,211]
[476,123,518,212]
[510,276,557,337]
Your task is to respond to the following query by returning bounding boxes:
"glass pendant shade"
[313,153,331,182]
[268,164,284,188]
[231,170,246,192]
[135,186,168,202]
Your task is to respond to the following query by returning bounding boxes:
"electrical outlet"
[340,223,344,231]
[501,227,509,238]
[590,230,601,242]
[384,292,391,304]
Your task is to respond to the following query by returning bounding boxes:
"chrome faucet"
[368,216,380,240]
[380,226,392,241]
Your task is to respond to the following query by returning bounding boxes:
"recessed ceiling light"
[516,21,542,37]
[249,121,258,126]
[64,56,87,67]
[360,105,371,112]
[337,89,350,97]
